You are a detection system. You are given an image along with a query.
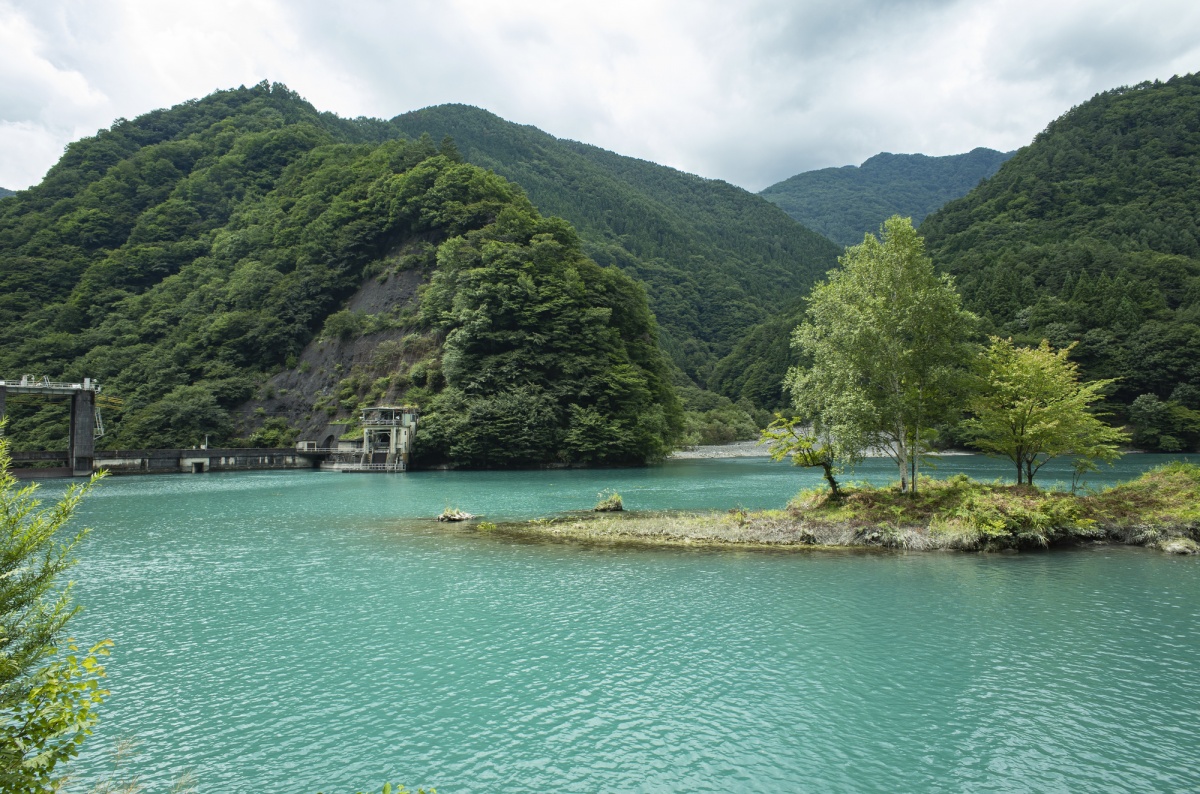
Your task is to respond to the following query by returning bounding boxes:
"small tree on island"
[961,337,1129,487]
[760,415,851,500]
[787,215,976,494]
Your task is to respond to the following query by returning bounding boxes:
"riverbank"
[668,440,770,459]
[485,462,1200,554]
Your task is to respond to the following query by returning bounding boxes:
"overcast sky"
[3,0,1199,192]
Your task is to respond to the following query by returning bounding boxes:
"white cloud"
[1,0,1198,191]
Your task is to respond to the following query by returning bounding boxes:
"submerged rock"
[1160,538,1199,555]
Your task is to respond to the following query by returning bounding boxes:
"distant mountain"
[760,148,1013,247]
[0,187,14,199]
[921,73,1200,447]
[389,105,841,382]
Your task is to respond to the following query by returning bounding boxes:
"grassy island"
[488,463,1200,554]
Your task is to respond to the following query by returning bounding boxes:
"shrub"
[594,489,624,512]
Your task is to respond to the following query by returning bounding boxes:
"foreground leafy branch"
[0,428,110,791]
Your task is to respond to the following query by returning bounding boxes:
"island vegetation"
[495,216,1196,555]
[493,462,1200,554]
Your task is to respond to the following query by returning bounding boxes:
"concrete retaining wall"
[94,448,318,475]
[8,448,319,477]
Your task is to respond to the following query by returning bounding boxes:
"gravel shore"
[668,440,770,459]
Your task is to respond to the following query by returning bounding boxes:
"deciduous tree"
[962,337,1129,486]
[787,215,975,493]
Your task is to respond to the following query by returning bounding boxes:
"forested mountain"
[389,105,841,381]
[0,82,681,463]
[0,188,14,199]
[921,72,1200,450]
[761,148,1013,247]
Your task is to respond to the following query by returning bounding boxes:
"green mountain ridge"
[0,188,14,199]
[0,82,830,454]
[761,148,1013,247]
[920,72,1200,450]
[388,104,841,382]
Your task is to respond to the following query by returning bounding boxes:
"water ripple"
[55,466,1200,793]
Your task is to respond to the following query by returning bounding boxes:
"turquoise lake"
[47,454,1200,791]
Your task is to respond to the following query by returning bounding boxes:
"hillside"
[761,148,1012,247]
[0,82,681,462]
[389,105,841,382]
[921,72,1200,449]
[0,188,13,199]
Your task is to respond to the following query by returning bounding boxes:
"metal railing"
[322,461,407,472]
[0,376,100,391]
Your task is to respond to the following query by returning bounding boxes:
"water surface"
[54,456,1200,792]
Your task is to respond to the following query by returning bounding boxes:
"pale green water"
[48,455,1200,791]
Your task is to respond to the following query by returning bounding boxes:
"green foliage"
[0,431,109,790]
[389,104,842,388]
[594,489,624,512]
[761,148,1013,247]
[118,384,232,449]
[760,415,843,499]
[0,86,681,464]
[706,308,804,410]
[248,417,298,448]
[413,210,683,467]
[921,74,1200,419]
[1085,461,1200,529]
[1128,392,1200,451]
[676,382,763,446]
[791,473,1098,549]
[788,216,976,492]
[962,337,1129,485]
[321,309,369,341]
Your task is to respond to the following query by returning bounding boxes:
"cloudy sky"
[3,0,1199,192]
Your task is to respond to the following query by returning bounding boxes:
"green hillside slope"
[761,148,1012,247]
[921,73,1200,449]
[0,188,14,199]
[389,105,841,382]
[0,82,680,462]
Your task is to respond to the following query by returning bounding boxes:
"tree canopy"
[787,216,976,492]
[389,104,842,389]
[962,337,1129,485]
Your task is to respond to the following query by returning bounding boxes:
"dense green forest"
[389,105,841,383]
[0,83,844,453]
[760,148,1012,247]
[0,188,14,199]
[0,82,681,463]
[921,73,1200,450]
